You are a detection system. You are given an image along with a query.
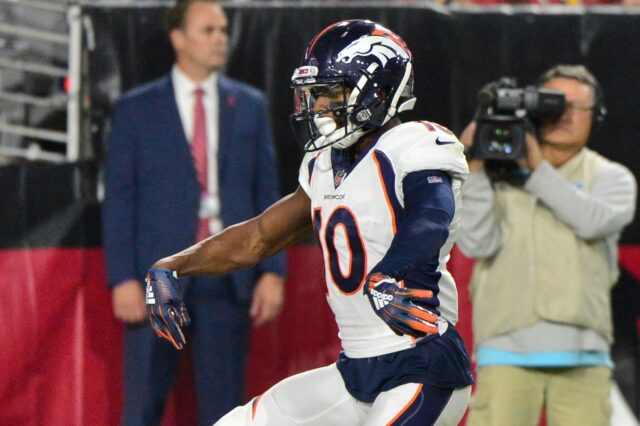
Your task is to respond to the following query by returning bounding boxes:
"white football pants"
[215,363,470,426]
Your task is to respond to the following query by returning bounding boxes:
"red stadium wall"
[1,241,638,425]
[0,244,471,426]
[0,248,121,426]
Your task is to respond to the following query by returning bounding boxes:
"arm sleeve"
[524,160,637,240]
[101,99,138,287]
[372,170,454,280]
[252,95,287,277]
[456,171,503,258]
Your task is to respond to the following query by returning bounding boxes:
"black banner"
[0,161,100,249]
[86,6,640,247]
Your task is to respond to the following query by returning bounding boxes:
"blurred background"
[0,0,638,425]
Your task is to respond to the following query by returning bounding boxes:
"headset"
[592,82,608,127]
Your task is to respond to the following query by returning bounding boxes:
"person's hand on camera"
[517,132,543,172]
[459,121,484,172]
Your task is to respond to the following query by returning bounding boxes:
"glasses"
[565,102,594,114]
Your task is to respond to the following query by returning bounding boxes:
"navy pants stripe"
[390,385,454,425]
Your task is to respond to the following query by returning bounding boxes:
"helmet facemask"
[291,78,369,152]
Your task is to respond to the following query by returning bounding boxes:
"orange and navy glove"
[364,273,439,337]
[145,268,190,350]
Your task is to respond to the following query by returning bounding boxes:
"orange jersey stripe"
[251,393,264,420]
[386,384,424,426]
[372,150,407,288]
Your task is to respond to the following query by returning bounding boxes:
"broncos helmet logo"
[336,35,410,68]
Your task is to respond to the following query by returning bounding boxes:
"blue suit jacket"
[102,73,286,302]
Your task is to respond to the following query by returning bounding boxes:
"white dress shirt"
[172,65,223,234]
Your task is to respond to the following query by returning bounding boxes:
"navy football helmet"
[291,20,416,152]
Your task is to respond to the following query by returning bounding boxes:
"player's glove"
[364,273,439,337]
[145,268,191,350]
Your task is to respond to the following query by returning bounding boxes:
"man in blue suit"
[101,1,286,424]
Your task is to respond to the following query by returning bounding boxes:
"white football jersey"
[299,121,469,358]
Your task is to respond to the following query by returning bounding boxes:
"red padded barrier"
[245,244,341,397]
[620,245,640,282]
[0,245,484,426]
[5,244,638,425]
[0,248,123,426]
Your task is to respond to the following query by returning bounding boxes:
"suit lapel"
[157,76,190,152]
[217,75,236,186]
[156,74,197,172]
[153,75,199,186]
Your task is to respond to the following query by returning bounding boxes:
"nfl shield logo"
[334,170,347,188]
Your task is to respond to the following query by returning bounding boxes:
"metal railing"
[0,0,83,162]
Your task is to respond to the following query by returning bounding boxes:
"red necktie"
[192,87,209,241]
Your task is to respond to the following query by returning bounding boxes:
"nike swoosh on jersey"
[435,137,456,145]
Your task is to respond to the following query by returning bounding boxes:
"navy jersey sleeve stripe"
[403,170,454,216]
[372,170,454,281]
[308,156,317,185]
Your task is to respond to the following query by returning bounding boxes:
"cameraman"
[458,64,637,425]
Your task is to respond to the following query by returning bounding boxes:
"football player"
[146,19,473,425]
